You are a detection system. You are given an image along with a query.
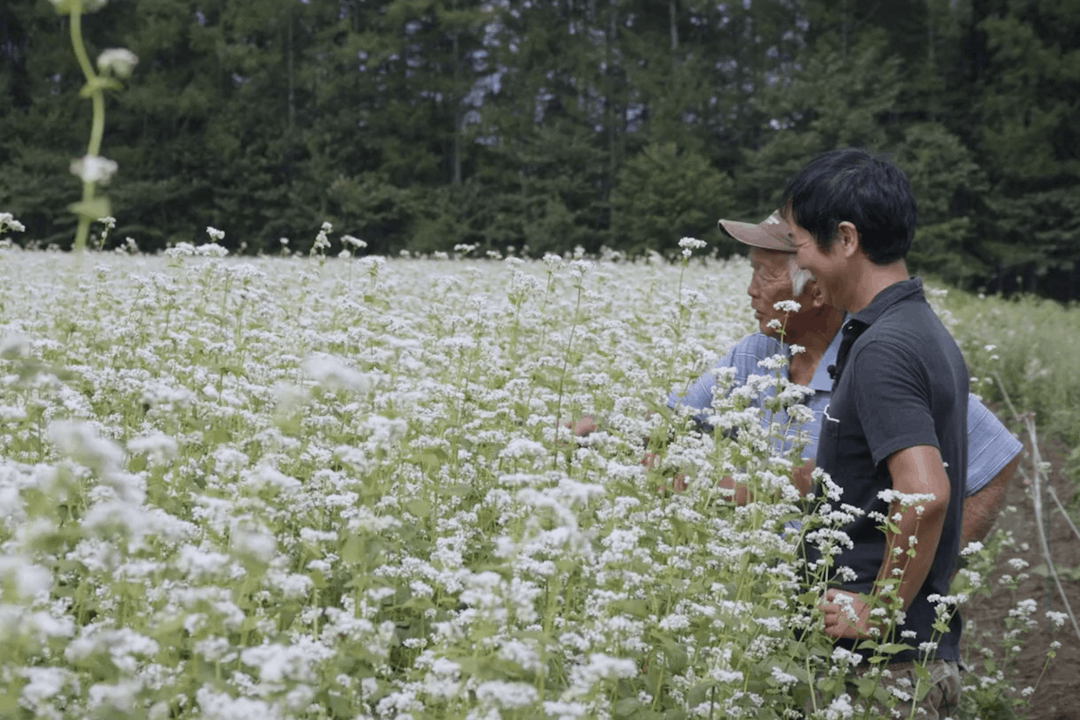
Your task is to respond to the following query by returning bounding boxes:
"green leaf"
[328,692,352,718]
[438,483,474,498]
[686,682,714,707]
[204,427,232,445]
[852,676,878,698]
[340,535,365,563]
[80,77,124,97]
[48,0,79,14]
[0,688,21,717]
[68,197,112,220]
[662,637,689,675]
[1031,562,1080,581]
[816,676,842,695]
[405,498,430,517]
[876,642,914,655]
[613,599,651,618]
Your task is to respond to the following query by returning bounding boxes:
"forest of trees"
[1,0,1078,299]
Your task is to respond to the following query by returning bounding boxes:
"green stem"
[662,260,690,434]
[89,90,105,157]
[69,9,94,90]
[552,280,585,465]
[68,6,108,253]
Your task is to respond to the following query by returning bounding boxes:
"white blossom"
[70,154,118,184]
[97,48,138,77]
[773,299,801,313]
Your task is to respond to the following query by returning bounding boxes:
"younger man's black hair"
[780,148,917,265]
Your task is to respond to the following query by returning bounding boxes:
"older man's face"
[747,248,814,340]
[748,248,797,338]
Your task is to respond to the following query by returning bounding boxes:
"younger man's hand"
[820,589,877,640]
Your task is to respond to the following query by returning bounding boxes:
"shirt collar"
[808,327,843,391]
[831,277,925,384]
[847,276,925,330]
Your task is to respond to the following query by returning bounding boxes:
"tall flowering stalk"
[49,0,137,252]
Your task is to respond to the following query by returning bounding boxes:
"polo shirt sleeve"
[667,333,785,432]
[666,347,737,431]
[965,393,1023,496]
[849,339,941,467]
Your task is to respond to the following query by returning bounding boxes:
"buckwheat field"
[0,238,1058,720]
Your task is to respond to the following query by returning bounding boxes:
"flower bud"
[97,48,139,78]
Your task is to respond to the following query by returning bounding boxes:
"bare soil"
[960,433,1080,720]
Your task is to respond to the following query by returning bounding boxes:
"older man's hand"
[791,459,815,497]
[568,415,597,437]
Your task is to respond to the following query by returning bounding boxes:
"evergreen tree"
[611,142,736,255]
[894,122,988,286]
[0,0,1077,298]
[737,38,904,217]
[971,0,1080,296]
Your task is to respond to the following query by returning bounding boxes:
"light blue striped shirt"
[667,330,1021,496]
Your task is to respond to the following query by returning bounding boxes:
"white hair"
[787,255,814,296]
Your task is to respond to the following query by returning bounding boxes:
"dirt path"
[960,434,1080,720]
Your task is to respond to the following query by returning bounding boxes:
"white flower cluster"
[0,249,1033,719]
[678,236,707,258]
[772,299,801,313]
[70,155,118,184]
[0,211,26,235]
[678,237,707,250]
[312,221,333,254]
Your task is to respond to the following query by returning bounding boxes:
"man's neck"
[843,259,910,314]
[787,308,846,384]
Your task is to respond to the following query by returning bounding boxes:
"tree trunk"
[669,0,678,51]
[287,6,295,132]
[840,0,849,57]
[452,30,462,186]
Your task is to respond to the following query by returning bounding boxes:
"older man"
[666,210,1021,550]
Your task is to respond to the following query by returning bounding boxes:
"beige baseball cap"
[718,210,797,252]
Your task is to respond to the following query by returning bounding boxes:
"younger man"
[784,148,967,717]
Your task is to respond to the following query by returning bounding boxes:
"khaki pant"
[846,659,961,720]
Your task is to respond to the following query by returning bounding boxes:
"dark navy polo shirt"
[815,277,968,664]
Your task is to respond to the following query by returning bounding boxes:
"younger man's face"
[788,219,847,311]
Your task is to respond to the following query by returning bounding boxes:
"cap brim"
[718,218,795,252]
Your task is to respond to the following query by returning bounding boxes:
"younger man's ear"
[836,221,860,257]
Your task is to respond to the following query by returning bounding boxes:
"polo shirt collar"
[847,276,925,330]
[808,326,843,391]
[831,277,926,384]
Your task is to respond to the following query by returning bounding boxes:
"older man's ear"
[804,278,827,308]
